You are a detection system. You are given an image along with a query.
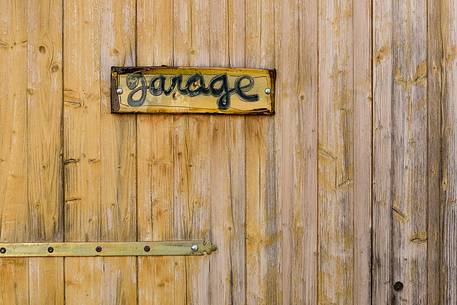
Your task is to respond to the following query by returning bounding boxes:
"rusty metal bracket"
[0,240,217,257]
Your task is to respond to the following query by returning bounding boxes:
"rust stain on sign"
[111,66,275,114]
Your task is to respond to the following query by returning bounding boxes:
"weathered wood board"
[111,66,275,114]
[1,0,457,304]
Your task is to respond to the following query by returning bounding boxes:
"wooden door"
[1,0,456,305]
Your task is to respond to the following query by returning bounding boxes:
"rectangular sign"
[111,66,275,114]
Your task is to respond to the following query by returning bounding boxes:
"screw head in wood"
[144,245,151,252]
[47,247,54,253]
[0,247,6,254]
[116,88,123,95]
[264,88,271,94]
[96,246,102,253]
[393,281,404,291]
[191,244,198,252]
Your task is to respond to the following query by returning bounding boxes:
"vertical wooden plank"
[427,0,442,304]
[1,1,64,304]
[392,1,429,304]
[99,2,138,305]
[64,1,137,304]
[245,4,274,301]
[100,1,137,244]
[373,0,428,304]
[317,0,354,304]
[274,0,319,304]
[353,0,372,304]
[172,1,212,305]
[265,0,319,304]
[136,1,186,305]
[441,0,457,303]
[0,1,29,303]
[206,1,247,305]
[27,0,64,304]
[372,0,393,302]
[227,1,246,304]
[390,1,428,303]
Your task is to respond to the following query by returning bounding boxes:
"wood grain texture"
[353,0,372,304]
[372,0,393,302]
[27,1,65,304]
[1,1,456,304]
[274,0,319,304]
[391,2,428,304]
[172,1,213,305]
[63,1,137,305]
[136,1,186,305]
[207,1,247,305]
[0,1,64,304]
[227,1,247,304]
[427,0,442,304]
[0,0,29,303]
[441,0,457,303]
[317,0,355,304]
[373,0,429,305]
[245,0,279,304]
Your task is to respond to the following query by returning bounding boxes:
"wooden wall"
[0,0,456,304]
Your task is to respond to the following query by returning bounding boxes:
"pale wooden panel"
[391,1,428,303]
[0,0,28,243]
[353,0,372,304]
[172,1,212,304]
[136,1,186,305]
[227,2,247,304]
[427,0,442,304]
[0,259,28,305]
[29,257,64,305]
[225,0,246,305]
[255,0,318,304]
[373,0,429,304]
[317,0,354,304]
[27,0,64,304]
[0,1,64,304]
[372,0,393,302]
[63,1,137,304]
[441,0,457,303]
[207,1,247,305]
[99,1,137,243]
[245,1,275,303]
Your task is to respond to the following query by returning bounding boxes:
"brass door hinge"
[0,240,217,257]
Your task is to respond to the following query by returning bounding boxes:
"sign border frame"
[110,66,276,115]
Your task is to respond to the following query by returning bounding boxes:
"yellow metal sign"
[111,66,275,114]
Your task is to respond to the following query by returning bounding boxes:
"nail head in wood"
[393,281,404,291]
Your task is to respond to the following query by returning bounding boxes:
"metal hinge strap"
[0,240,217,257]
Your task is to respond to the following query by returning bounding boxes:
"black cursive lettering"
[126,73,260,110]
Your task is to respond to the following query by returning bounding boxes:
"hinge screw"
[264,88,271,94]
[116,88,123,94]
[191,244,198,252]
